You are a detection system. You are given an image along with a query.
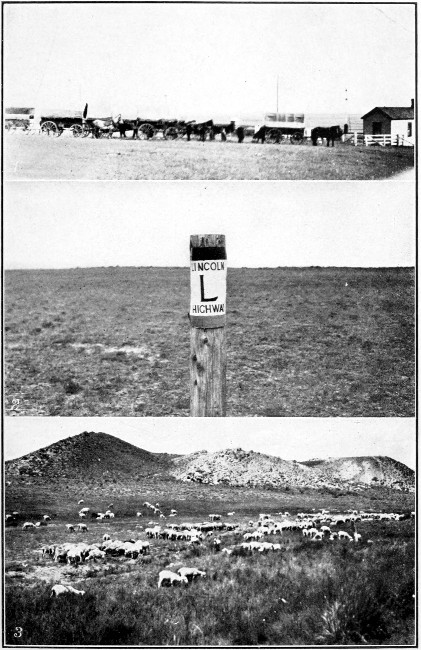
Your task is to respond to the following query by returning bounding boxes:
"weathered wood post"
[190,234,227,417]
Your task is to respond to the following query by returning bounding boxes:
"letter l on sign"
[200,275,217,302]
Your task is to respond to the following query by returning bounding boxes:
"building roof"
[5,107,35,115]
[361,106,414,120]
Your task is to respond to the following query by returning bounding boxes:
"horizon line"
[5,432,405,468]
[4,264,414,272]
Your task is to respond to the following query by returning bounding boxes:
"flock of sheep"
[10,499,413,599]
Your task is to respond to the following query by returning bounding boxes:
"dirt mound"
[302,456,415,490]
[173,449,414,492]
[172,447,315,489]
[5,431,175,483]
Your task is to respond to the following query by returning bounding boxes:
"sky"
[4,181,415,269]
[4,418,416,469]
[4,3,415,120]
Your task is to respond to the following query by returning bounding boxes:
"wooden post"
[190,234,227,417]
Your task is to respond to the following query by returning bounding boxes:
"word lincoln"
[190,261,226,272]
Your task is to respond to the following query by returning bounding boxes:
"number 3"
[14,627,23,638]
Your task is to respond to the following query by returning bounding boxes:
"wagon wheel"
[139,123,155,140]
[164,126,178,140]
[266,129,284,144]
[40,120,60,137]
[70,124,83,138]
[81,124,92,138]
[290,131,304,144]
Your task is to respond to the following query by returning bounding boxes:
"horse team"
[86,115,343,146]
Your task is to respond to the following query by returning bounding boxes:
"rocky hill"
[172,449,414,491]
[5,432,414,492]
[5,431,175,483]
[171,448,315,489]
[302,456,415,490]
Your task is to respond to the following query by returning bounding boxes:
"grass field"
[5,267,414,417]
[4,133,415,180]
[4,482,415,645]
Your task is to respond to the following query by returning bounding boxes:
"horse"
[209,122,236,141]
[114,118,141,139]
[236,126,245,143]
[252,125,267,144]
[86,114,122,138]
[311,125,343,147]
[191,120,214,141]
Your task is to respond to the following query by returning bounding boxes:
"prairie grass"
[5,135,414,180]
[5,267,415,416]
[4,482,415,645]
[5,523,415,645]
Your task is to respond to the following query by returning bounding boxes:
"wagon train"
[37,111,238,141]
[76,117,196,140]
[18,104,311,143]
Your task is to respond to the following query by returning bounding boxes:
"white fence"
[342,132,414,147]
[342,131,414,147]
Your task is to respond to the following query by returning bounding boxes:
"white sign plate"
[190,259,227,317]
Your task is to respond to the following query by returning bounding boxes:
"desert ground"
[5,478,415,646]
[5,267,415,417]
[4,132,415,180]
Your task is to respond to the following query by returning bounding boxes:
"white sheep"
[51,584,85,597]
[103,534,111,541]
[338,531,353,541]
[86,548,106,561]
[158,570,188,588]
[311,532,323,541]
[250,531,264,540]
[178,567,206,581]
[22,522,35,530]
[66,524,75,532]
